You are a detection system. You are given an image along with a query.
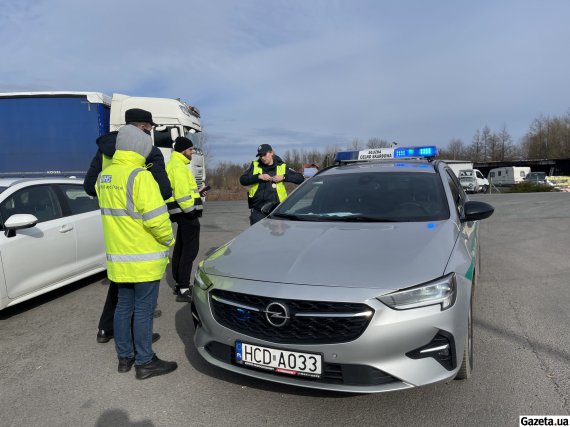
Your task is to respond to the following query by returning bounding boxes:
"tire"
[455,292,473,380]
[479,186,488,193]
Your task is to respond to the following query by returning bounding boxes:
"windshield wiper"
[337,215,400,222]
[271,212,310,221]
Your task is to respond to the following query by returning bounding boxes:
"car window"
[0,185,62,226]
[58,184,99,214]
[274,172,450,222]
[445,170,465,216]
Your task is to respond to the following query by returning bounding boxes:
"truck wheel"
[480,186,488,193]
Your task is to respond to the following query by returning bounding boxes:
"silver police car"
[191,146,494,393]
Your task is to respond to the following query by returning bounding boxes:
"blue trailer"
[0,92,111,176]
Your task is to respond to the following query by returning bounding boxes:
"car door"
[0,184,76,300]
[55,183,106,272]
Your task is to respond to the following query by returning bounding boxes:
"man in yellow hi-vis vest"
[240,144,304,224]
[165,136,203,303]
[96,124,176,380]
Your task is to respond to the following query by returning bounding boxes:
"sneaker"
[118,357,135,373]
[176,288,192,303]
[96,329,113,344]
[135,355,178,380]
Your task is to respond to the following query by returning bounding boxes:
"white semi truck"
[0,91,206,186]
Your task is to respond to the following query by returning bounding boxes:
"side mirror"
[170,127,180,141]
[4,214,38,238]
[261,201,279,215]
[461,201,494,222]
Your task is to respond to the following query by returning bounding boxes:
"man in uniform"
[96,124,177,379]
[165,136,203,303]
[240,144,304,224]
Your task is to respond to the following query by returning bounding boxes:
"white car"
[0,177,106,310]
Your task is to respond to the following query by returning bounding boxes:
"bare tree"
[347,138,364,150]
[366,138,391,149]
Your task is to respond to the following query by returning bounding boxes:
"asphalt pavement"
[0,195,569,427]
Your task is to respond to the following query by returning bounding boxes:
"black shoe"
[176,288,192,303]
[97,329,113,343]
[118,357,135,373]
[153,309,162,318]
[135,355,178,380]
[152,333,160,343]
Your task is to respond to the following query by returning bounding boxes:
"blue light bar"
[334,150,360,162]
[393,146,438,158]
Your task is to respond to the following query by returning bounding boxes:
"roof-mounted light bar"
[334,145,438,163]
[393,146,438,158]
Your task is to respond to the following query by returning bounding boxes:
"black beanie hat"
[174,136,193,152]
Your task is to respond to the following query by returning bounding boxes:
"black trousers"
[98,281,118,331]
[172,216,201,287]
[250,208,267,225]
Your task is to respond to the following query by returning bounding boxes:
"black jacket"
[83,131,172,200]
[239,155,304,210]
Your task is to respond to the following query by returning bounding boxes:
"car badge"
[264,302,290,327]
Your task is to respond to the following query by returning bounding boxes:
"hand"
[258,173,272,181]
[272,175,285,183]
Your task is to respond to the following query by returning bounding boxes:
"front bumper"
[192,276,470,393]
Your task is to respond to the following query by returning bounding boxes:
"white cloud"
[1,0,570,164]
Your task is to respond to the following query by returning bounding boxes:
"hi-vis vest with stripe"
[248,161,287,202]
[96,150,174,283]
[165,151,203,216]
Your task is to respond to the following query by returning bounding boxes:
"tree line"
[204,109,570,197]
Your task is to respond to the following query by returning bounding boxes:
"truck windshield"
[272,172,450,222]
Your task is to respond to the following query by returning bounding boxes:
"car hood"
[203,218,459,291]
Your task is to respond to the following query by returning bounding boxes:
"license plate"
[235,341,322,378]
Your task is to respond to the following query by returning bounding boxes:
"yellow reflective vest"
[247,161,287,202]
[165,151,203,216]
[96,150,174,283]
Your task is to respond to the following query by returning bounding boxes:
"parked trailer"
[488,166,530,186]
[0,92,205,185]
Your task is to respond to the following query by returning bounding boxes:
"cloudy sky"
[1,0,569,164]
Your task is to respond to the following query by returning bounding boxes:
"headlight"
[194,262,213,290]
[378,273,456,311]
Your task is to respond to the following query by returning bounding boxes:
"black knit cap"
[174,136,193,152]
[125,108,157,126]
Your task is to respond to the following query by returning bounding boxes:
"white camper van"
[488,166,530,186]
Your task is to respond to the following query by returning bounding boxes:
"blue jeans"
[114,281,160,365]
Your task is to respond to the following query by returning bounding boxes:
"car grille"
[209,289,374,345]
[205,341,397,387]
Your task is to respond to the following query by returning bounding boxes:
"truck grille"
[209,289,374,345]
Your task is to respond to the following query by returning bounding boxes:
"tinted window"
[153,127,175,149]
[445,170,465,216]
[59,184,99,214]
[0,185,62,226]
[274,172,450,222]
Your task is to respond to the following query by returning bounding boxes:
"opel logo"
[264,302,289,327]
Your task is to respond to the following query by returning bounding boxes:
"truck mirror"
[170,128,180,140]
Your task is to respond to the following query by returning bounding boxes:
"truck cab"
[109,94,206,186]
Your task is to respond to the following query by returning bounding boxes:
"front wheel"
[479,185,488,193]
[455,298,473,380]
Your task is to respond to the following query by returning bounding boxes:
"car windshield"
[272,172,450,222]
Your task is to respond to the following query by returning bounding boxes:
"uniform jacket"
[95,149,174,283]
[84,131,172,200]
[165,151,203,221]
[239,155,304,210]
